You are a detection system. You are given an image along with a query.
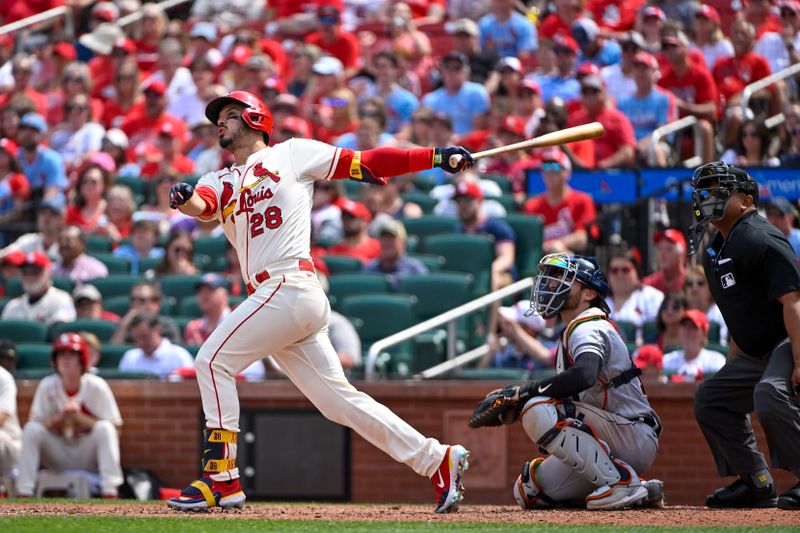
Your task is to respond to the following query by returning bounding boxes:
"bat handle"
[449,154,463,168]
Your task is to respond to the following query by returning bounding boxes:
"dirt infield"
[0,502,797,527]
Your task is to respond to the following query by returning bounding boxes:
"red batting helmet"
[52,332,90,370]
[205,90,274,137]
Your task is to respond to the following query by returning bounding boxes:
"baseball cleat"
[514,457,549,509]
[778,482,800,510]
[432,445,470,513]
[705,478,777,508]
[167,477,246,512]
[585,460,648,511]
[638,479,665,508]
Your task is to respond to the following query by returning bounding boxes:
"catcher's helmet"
[687,161,758,255]
[205,90,274,137]
[530,253,610,319]
[52,332,90,370]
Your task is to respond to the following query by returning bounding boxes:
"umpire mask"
[530,253,578,319]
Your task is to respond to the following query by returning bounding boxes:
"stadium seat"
[614,320,637,345]
[194,236,228,258]
[0,320,48,343]
[480,173,513,193]
[407,253,445,272]
[52,277,75,294]
[99,344,134,369]
[328,274,390,311]
[138,256,162,273]
[92,253,130,274]
[403,216,457,247]
[643,321,659,344]
[322,255,363,275]
[495,194,519,213]
[14,343,53,370]
[160,275,205,301]
[400,192,438,214]
[104,296,131,317]
[424,234,494,296]
[84,234,112,254]
[172,316,195,338]
[708,321,721,344]
[2,278,22,298]
[503,214,544,278]
[88,274,144,299]
[115,175,147,204]
[397,272,474,321]
[50,319,118,343]
[0,298,7,314]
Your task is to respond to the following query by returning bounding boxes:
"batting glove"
[169,182,194,209]
[434,146,474,174]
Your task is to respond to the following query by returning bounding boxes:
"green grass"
[0,517,798,533]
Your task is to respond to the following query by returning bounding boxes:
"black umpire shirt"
[703,211,800,357]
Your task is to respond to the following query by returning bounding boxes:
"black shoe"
[778,482,800,510]
[705,478,777,508]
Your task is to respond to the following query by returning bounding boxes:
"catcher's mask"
[688,161,758,256]
[529,253,610,319]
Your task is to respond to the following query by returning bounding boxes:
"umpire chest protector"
[703,211,800,358]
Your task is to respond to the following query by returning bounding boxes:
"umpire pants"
[694,340,800,477]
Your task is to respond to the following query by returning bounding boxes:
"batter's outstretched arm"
[169,182,217,218]
[332,146,473,184]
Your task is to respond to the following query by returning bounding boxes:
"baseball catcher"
[471,253,664,510]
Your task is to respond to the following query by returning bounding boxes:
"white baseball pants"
[194,265,447,478]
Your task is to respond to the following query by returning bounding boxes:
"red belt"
[246,260,315,295]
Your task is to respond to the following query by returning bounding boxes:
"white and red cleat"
[167,477,245,512]
[432,445,470,513]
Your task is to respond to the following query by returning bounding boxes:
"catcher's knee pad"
[202,429,239,479]
[520,398,618,488]
[513,457,558,509]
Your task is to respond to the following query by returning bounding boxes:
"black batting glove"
[169,182,195,209]
[434,146,474,174]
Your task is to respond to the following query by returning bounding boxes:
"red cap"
[52,332,90,370]
[518,79,540,95]
[453,181,484,200]
[540,147,571,171]
[53,42,77,61]
[23,251,51,269]
[2,250,25,267]
[159,121,176,136]
[91,2,118,22]
[642,6,666,21]
[143,79,166,95]
[0,35,11,49]
[633,344,663,370]
[577,61,600,77]
[0,138,17,157]
[680,309,709,335]
[280,115,310,137]
[552,33,579,54]
[230,45,253,66]
[695,5,721,25]
[499,115,526,138]
[632,51,659,69]
[337,199,372,221]
[654,228,687,252]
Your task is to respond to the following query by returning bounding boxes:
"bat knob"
[449,154,462,168]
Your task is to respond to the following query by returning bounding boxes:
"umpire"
[687,162,800,510]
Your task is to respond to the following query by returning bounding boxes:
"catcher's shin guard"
[585,459,648,510]
[513,458,559,509]
[520,397,620,487]
[167,429,245,511]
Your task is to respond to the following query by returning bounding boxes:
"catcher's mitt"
[468,385,528,428]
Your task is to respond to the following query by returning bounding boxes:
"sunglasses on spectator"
[171,246,193,254]
[541,162,563,172]
[132,295,159,303]
[661,42,678,50]
[664,301,685,311]
[685,279,706,288]
[622,43,639,53]
[443,63,464,71]
[581,87,601,96]
[116,74,136,81]
[21,266,44,276]
[782,9,798,17]
[609,265,633,275]
[790,127,800,137]
[66,103,88,112]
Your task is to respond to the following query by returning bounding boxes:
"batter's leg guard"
[520,397,647,510]
[167,429,245,512]
[513,457,560,509]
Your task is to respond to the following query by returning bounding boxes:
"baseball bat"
[449,122,605,168]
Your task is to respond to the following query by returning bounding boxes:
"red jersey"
[305,31,361,70]
[120,104,188,152]
[657,63,719,118]
[327,238,381,263]
[523,189,596,242]
[712,52,771,103]
[585,0,644,32]
[642,269,686,294]
[66,204,104,233]
[566,106,635,164]
[538,13,572,40]
[140,154,196,179]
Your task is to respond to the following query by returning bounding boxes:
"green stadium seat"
[708,321,721,344]
[138,256,162,273]
[503,214,544,278]
[173,316,195,337]
[194,236,228,258]
[403,216,457,246]
[92,253,130,274]
[479,173,513,193]
[328,274,390,311]
[339,294,418,376]
[0,298,7,314]
[0,320,48,343]
[88,274,145,299]
[400,192,438,214]
[96,369,158,380]
[104,295,131,317]
[52,277,75,294]
[643,321,659,344]
[14,343,53,370]
[424,234,494,296]
[495,194,519,214]
[50,319,118,342]
[99,344,134,369]
[614,320,637,345]
[397,272,473,321]
[160,275,205,301]
[115,175,146,197]
[177,296,203,318]
[412,174,438,192]
[322,255,363,275]
[2,278,22,298]
[407,253,445,272]
[85,235,112,254]
[342,179,367,197]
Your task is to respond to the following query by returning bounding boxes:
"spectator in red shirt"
[0,138,29,223]
[586,0,644,32]
[120,80,187,154]
[0,55,47,117]
[100,60,142,129]
[513,79,543,138]
[65,158,113,233]
[305,4,361,78]
[538,0,584,40]
[567,75,636,168]
[139,122,195,179]
[643,228,687,294]
[73,284,120,323]
[523,147,596,254]
[45,62,105,127]
[133,3,167,76]
[327,199,381,263]
[657,32,718,163]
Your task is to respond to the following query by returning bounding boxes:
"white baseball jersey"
[663,348,726,379]
[605,285,664,329]
[1,286,76,326]
[0,366,20,441]
[196,138,343,285]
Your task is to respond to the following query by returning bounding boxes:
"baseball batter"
[16,333,123,497]
[166,91,472,513]
[473,254,663,510]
